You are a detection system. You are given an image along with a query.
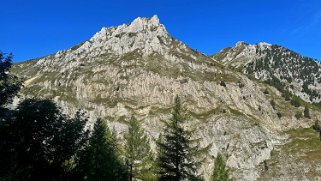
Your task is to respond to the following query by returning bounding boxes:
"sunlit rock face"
[11,16,321,180]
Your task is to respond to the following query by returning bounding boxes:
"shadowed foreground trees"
[0,91,231,180]
[0,99,89,180]
[0,98,129,181]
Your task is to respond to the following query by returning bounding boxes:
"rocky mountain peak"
[33,15,203,76]
[256,42,272,51]
[89,14,167,42]
[234,41,271,51]
[128,15,160,32]
[34,15,175,67]
[257,42,272,47]
[235,41,248,47]
[76,15,172,56]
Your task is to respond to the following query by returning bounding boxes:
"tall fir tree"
[76,118,128,181]
[157,96,201,181]
[124,116,154,181]
[211,153,232,181]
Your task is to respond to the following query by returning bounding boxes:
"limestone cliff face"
[12,16,321,180]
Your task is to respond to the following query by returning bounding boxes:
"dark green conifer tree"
[304,106,310,119]
[157,96,201,181]
[124,116,154,181]
[77,118,128,181]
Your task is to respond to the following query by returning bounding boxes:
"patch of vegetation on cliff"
[284,128,321,160]
[260,128,321,179]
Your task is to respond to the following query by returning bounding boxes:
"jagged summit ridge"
[36,15,190,67]
[233,41,272,51]
[234,41,271,47]
[77,15,171,56]
[91,15,166,40]
[36,15,204,72]
[127,15,161,32]
[213,42,277,66]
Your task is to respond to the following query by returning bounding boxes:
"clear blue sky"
[1,0,321,62]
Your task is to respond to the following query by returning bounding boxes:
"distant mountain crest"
[212,42,321,103]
